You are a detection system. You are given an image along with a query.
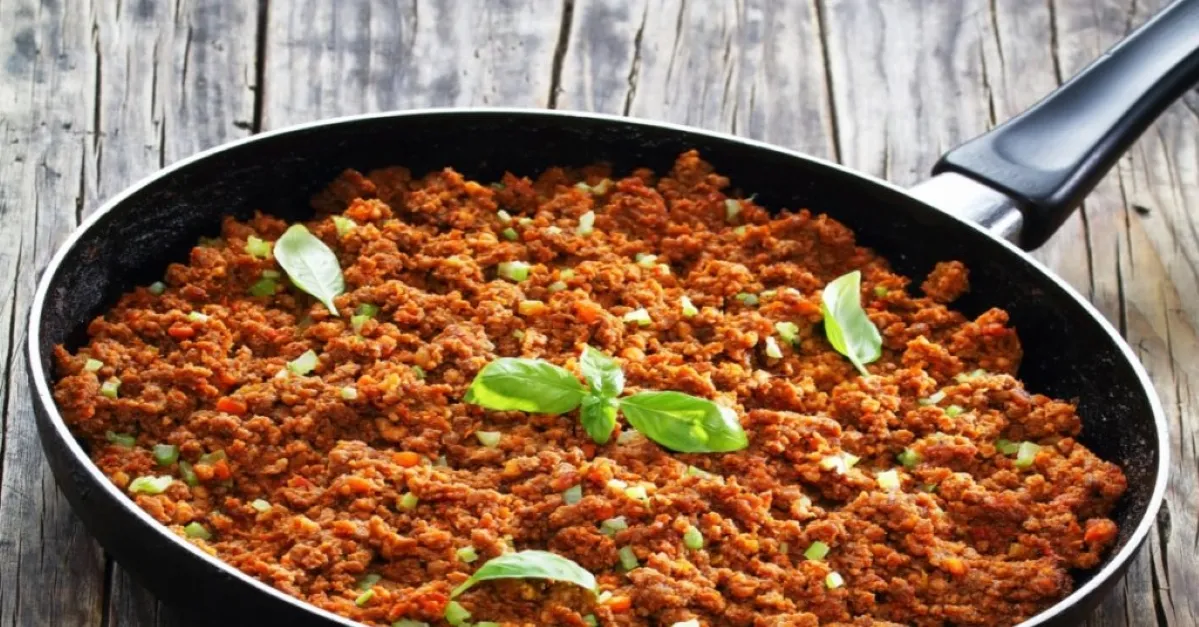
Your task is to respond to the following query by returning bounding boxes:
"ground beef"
[53,151,1125,627]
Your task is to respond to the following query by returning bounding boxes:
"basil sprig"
[820,270,881,376]
[274,224,346,317]
[451,550,596,598]
[620,391,747,453]
[464,347,748,453]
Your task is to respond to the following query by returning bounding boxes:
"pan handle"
[932,0,1199,250]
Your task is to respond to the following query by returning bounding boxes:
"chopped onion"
[331,215,356,236]
[600,517,628,536]
[84,358,103,372]
[680,296,699,318]
[775,321,799,345]
[148,281,167,295]
[686,465,715,479]
[618,546,639,570]
[683,526,704,550]
[248,277,277,297]
[563,485,583,505]
[501,227,519,241]
[129,475,173,495]
[250,499,271,513]
[918,390,946,406]
[399,492,419,510]
[734,292,759,306]
[475,431,502,448]
[152,444,179,466]
[606,478,628,490]
[765,336,783,359]
[725,199,741,222]
[804,541,830,561]
[184,522,211,540]
[245,235,272,258]
[496,209,513,224]
[897,448,921,468]
[100,378,121,399]
[456,546,479,563]
[995,439,1019,455]
[106,431,135,448]
[287,350,319,375]
[622,308,652,327]
[825,571,845,589]
[547,281,568,293]
[340,386,358,400]
[945,405,964,417]
[187,311,209,323]
[577,210,596,235]
[497,260,531,282]
[876,469,901,491]
[624,485,648,501]
[1014,441,1041,469]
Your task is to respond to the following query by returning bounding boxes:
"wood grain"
[261,0,565,129]
[0,1,106,625]
[0,1,1194,625]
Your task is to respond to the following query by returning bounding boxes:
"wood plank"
[558,0,837,159]
[261,0,565,129]
[1041,1,1199,624]
[85,1,262,624]
[0,1,259,626]
[0,0,105,625]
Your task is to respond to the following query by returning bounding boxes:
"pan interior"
[35,111,1159,597]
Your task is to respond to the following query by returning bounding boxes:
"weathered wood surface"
[0,0,1194,625]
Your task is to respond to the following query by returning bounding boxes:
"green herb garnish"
[619,391,747,453]
[449,550,596,598]
[820,270,882,376]
[464,358,587,415]
[273,224,345,317]
[464,348,747,453]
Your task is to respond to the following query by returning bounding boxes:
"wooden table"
[0,1,1194,625]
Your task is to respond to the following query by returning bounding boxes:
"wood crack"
[1046,0,1064,84]
[811,0,842,163]
[546,0,574,109]
[251,0,269,132]
[623,3,647,116]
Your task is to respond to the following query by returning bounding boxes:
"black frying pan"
[26,1,1199,625]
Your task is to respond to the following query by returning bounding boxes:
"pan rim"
[25,106,1169,627]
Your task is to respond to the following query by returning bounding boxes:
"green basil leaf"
[820,270,881,376]
[619,391,747,453]
[274,224,346,317]
[580,394,618,444]
[464,358,587,415]
[451,550,597,598]
[578,346,624,398]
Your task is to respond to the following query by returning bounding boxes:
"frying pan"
[25,1,1199,625]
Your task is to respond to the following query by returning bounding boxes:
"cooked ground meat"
[53,151,1125,627]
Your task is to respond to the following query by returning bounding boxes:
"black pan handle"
[934,0,1199,249]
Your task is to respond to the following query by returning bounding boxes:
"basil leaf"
[274,224,345,317]
[820,270,881,376]
[451,550,597,598]
[619,391,747,453]
[578,346,624,398]
[580,394,618,444]
[464,358,587,414]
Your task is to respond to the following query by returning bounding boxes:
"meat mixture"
[53,151,1126,626]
